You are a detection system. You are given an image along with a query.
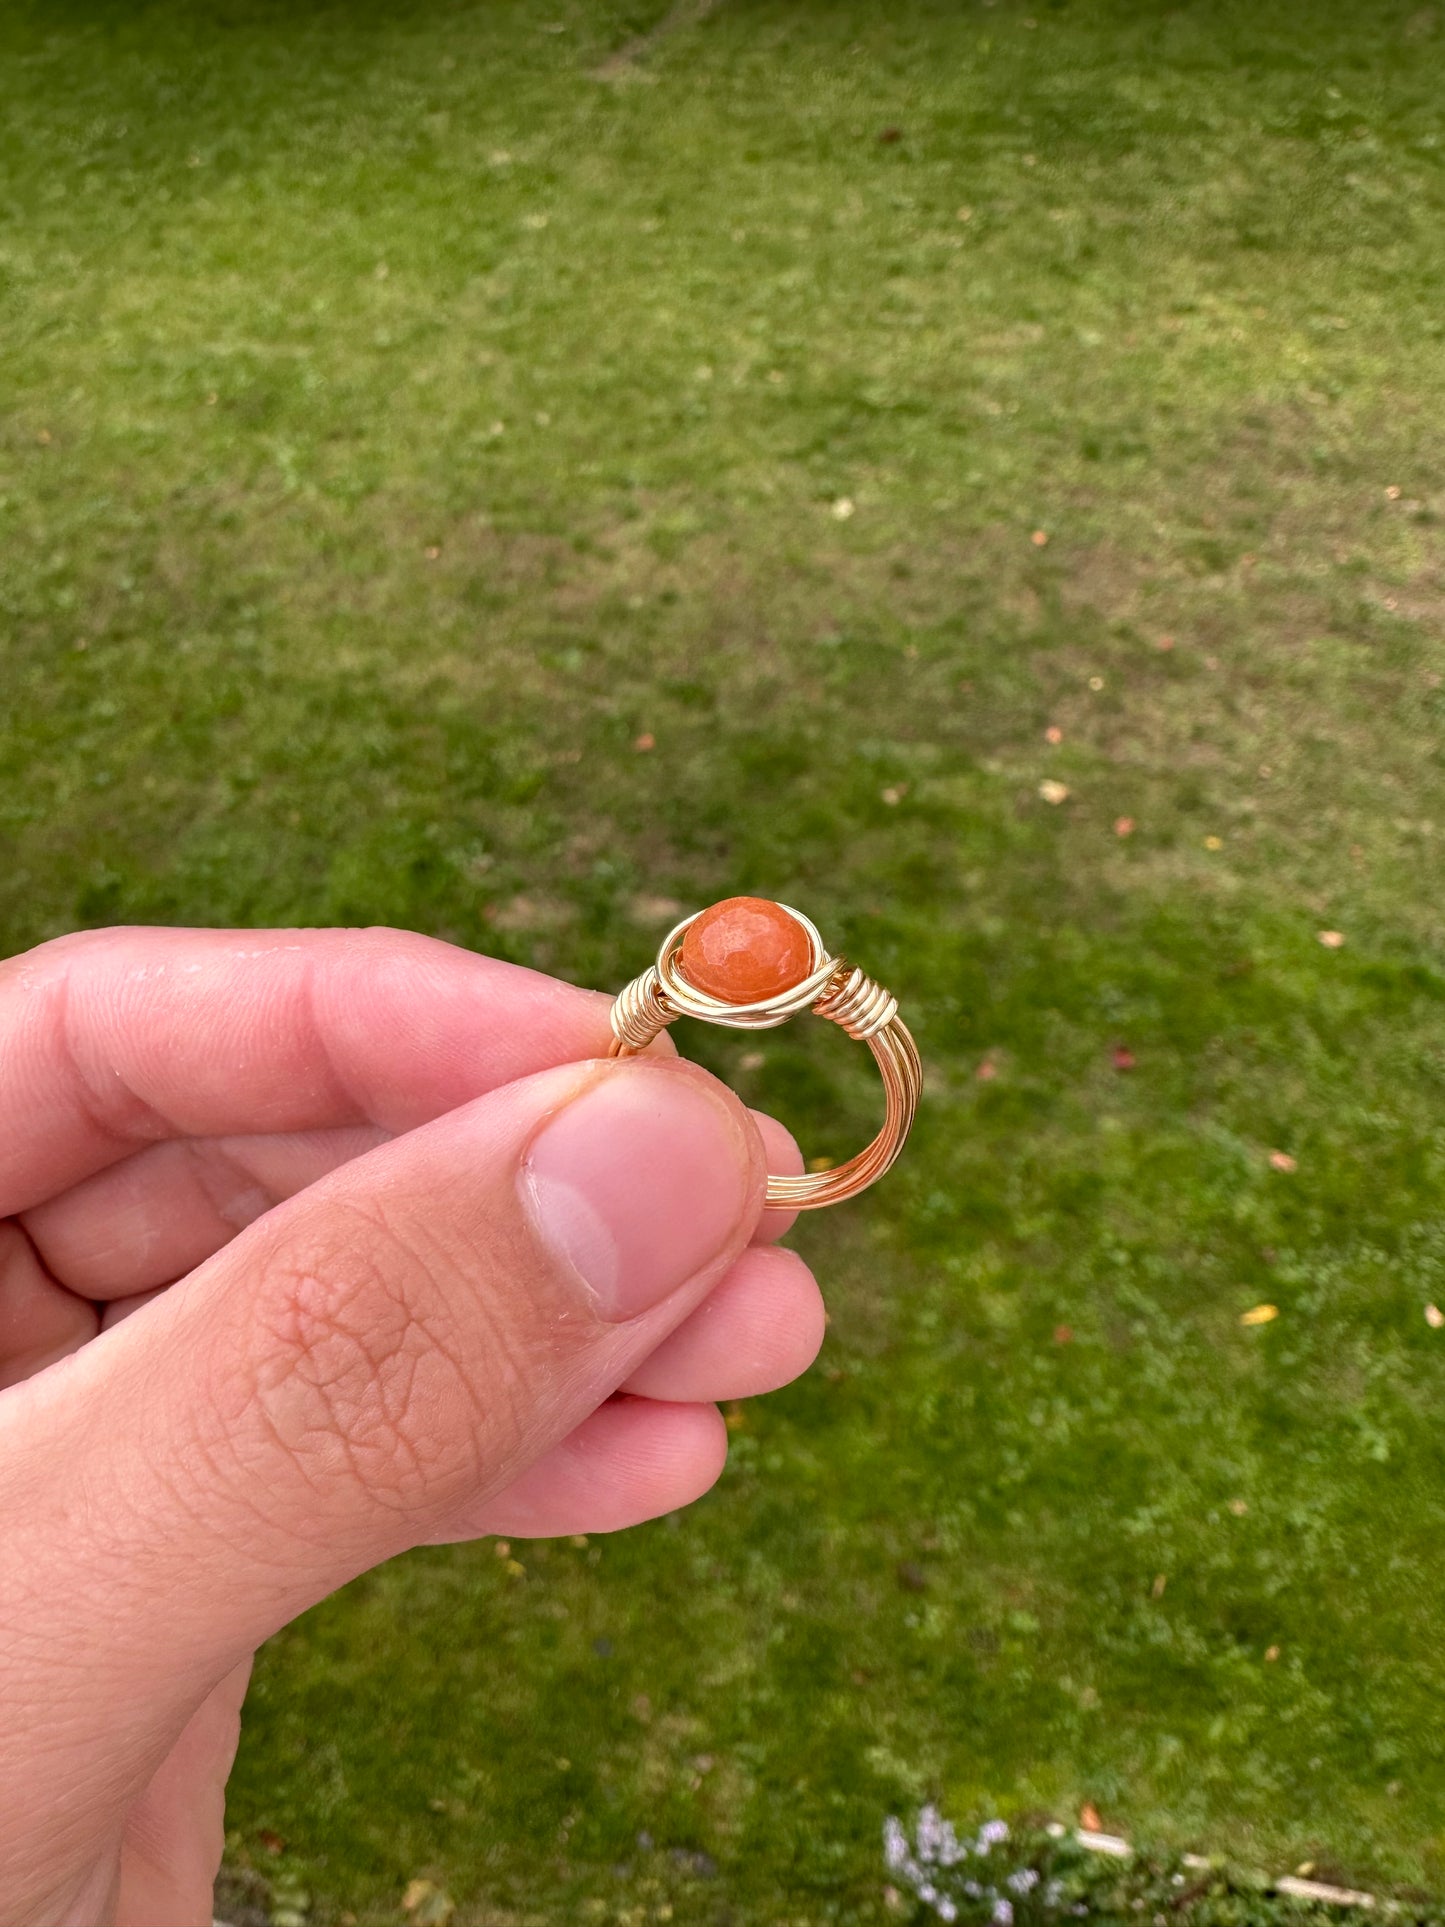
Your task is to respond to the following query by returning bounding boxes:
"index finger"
[0,925,620,1215]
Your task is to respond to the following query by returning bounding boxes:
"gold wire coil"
[608,903,921,1211]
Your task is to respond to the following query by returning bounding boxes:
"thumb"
[0,1057,761,1902]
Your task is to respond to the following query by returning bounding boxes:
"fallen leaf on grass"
[1317,929,1346,949]
[1112,1044,1136,1071]
[633,731,655,751]
[1240,1304,1279,1326]
[1038,778,1070,804]
[976,1058,998,1081]
[1031,529,1049,546]
[1113,816,1135,837]
[1053,1324,1073,1345]
[1204,834,1223,850]
[1268,1150,1297,1173]
[1079,1803,1102,1830]
[880,783,909,805]
[1151,1573,1167,1598]
[1265,1645,1281,1662]
[1044,724,1063,744]
[1229,1498,1250,1516]
[402,1880,456,1926]
[1426,1304,1444,1329]
[831,496,855,519]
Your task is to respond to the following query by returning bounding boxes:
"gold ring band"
[607,899,921,1211]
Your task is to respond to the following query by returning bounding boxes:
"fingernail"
[520,1066,755,1322]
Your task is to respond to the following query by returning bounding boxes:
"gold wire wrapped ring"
[608,897,921,1210]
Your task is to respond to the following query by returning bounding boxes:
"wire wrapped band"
[608,905,921,1210]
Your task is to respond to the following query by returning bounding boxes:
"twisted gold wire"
[608,904,920,1210]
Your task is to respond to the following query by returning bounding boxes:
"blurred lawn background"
[3,0,1445,1917]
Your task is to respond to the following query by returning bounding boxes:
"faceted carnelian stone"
[681,897,813,1004]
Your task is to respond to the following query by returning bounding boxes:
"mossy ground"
[3,0,1444,1918]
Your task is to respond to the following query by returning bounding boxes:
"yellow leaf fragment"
[1240,1303,1279,1326]
[403,1881,456,1926]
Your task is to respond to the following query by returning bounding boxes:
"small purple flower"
[976,1818,1009,1854]
[883,1816,909,1873]
[1007,1867,1040,1896]
[991,1901,1014,1927]
[918,1804,955,1864]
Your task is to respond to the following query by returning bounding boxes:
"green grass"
[4,0,1445,1917]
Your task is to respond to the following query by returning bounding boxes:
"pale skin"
[0,926,827,1927]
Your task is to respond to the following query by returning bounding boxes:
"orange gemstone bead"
[681,897,813,1005]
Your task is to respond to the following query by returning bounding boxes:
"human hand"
[0,927,825,1926]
